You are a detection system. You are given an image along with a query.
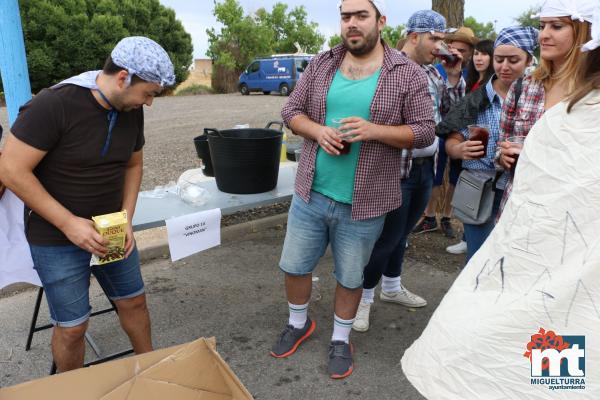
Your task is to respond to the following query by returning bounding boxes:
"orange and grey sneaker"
[270,318,316,358]
[328,341,354,379]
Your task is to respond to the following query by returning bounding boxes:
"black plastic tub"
[193,133,215,177]
[206,121,283,194]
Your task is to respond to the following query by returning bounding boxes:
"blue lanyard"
[95,88,118,157]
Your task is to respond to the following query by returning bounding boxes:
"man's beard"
[342,26,380,56]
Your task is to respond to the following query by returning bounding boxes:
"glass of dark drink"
[432,42,459,67]
[467,124,490,158]
[331,118,351,155]
[507,135,526,177]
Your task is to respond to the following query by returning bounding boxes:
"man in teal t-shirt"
[272,0,436,380]
[312,68,381,203]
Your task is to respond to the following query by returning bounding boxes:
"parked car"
[238,55,312,96]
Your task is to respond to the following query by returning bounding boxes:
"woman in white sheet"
[401,5,600,399]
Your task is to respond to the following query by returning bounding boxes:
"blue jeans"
[280,191,385,289]
[30,244,144,327]
[363,157,434,289]
[463,188,504,262]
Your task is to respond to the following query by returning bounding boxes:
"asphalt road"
[0,223,460,399]
[0,93,465,398]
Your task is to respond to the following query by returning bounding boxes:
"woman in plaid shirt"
[445,26,537,262]
[497,0,594,218]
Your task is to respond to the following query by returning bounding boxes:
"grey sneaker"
[270,318,316,358]
[328,341,354,379]
[380,285,427,308]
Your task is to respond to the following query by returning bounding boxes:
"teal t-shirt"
[312,68,381,204]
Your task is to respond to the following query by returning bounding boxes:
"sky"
[159,0,542,59]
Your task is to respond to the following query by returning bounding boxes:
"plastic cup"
[507,135,526,177]
[432,42,459,66]
[331,118,351,155]
[468,124,490,158]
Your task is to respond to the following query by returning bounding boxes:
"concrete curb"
[0,213,289,299]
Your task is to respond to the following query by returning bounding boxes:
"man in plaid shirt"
[270,0,435,379]
[353,10,465,333]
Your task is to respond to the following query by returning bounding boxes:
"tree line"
[0,0,541,97]
[2,0,193,94]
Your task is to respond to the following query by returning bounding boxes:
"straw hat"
[445,26,479,46]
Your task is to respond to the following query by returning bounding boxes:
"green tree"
[328,35,342,48]
[207,0,325,92]
[255,3,325,54]
[463,16,497,40]
[19,0,193,93]
[381,24,405,48]
[514,5,543,28]
[206,0,273,71]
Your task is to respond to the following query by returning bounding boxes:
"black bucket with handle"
[206,121,284,194]
[193,133,214,177]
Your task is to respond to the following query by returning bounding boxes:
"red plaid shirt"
[497,75,546,218]
[281,43,435,220]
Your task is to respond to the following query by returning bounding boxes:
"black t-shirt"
[11,85,144,245]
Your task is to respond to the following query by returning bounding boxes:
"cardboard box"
[91,210,128,265]
[0,338,253,400]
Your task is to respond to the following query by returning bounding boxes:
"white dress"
[402,91,600,399]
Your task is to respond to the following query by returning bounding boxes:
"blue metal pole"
[0,0,32,126]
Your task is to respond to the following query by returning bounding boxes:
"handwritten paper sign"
[165,208,222,262]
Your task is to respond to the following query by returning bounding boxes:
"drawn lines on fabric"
[565,280,600,328]
[510,201,546,256]
[561,212,588,265]
[473,257,505,302]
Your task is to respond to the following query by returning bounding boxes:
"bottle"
[280,132,288,162]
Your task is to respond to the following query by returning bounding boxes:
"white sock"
[288,302,308,329]
[361,288,375,304]
[382,275,402,293]
[332,314,354,343]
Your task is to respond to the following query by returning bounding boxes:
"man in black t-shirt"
[0,36,175,372]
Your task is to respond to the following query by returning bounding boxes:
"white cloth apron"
[402,91,600,399]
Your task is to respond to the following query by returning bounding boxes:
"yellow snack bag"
[90,210,128,266]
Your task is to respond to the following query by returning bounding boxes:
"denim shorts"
[30,244,144,327]
[279,191,385,289]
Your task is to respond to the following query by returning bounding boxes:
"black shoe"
[270,318,316,358]
[440,217,456,238]
[412,216,438,234]
[328,341,354,379]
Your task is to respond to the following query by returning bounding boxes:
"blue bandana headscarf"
[111,36,175,87]
[406,10,447,34]
[494,26,540,56]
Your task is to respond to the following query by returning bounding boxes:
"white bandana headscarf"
[533,0,597,23]
[338,0,386,16]
[582,4,600,51]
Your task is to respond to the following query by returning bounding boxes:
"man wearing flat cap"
[273,0,435,379]
[0,36,175,372]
